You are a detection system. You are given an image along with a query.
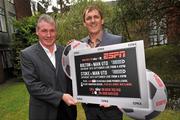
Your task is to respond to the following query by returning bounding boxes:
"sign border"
[70,40,149,109]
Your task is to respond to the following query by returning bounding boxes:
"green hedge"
[145,45,180,83]
[11,15,39,79]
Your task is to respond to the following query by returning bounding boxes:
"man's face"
[36,21,57,48]
[83,9,104,34]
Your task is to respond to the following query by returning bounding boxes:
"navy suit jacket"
[81,31,124,46]
[20,43,76,120]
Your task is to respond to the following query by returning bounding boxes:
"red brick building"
[14,0,32,19]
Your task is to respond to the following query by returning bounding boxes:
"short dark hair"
[83,4,103,22]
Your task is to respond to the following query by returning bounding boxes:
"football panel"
[122,108,134,113]
[65,65,70,77]
[149,81,157,99]
[152,89,167,111]
[145,111,161,120]
[62,40,90,79]
[120,70,167,120]
[64,45,71,56]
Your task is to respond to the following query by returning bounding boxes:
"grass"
[0,80,180,120]
[0,81,28,120]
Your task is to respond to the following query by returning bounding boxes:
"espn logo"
[103,51,126,60]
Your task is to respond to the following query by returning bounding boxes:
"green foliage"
[113,0,180,45]
[112,0,151,42]
[11,15,39,79]
[11,1,179,83]
[145,45,180,82]
[11,1,115,79]
[56,0,115,45]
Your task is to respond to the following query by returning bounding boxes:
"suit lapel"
[100,32,108,46]
[36,43,56,72]
[55,46,62,76]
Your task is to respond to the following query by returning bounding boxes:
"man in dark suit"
[20,14,77,120]
[81,5,124,120]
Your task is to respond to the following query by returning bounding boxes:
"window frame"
[0,7,7,32]
[8,0,14,4]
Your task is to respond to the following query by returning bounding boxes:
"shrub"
[145,45,180,83]
[11,15,38,80]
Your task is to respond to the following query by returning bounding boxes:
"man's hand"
[62,94,77,106]
[99,102,111,108]
[67,39,76,45]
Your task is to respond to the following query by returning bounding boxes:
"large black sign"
[75,47,140,98]
[70,41,149,108]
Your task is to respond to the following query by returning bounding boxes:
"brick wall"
[14,0,32,19]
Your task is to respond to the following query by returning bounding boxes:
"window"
[8,13,16,33]
[8,0,14,4]
[0,50,13,69]
[0,8,7,32]
[149,18,167,46]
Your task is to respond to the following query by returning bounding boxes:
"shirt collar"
[88,31,103,48]
[39,42,57,54]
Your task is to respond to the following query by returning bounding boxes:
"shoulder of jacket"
[104,32,122,40]
[81,36,89,43]
[106,32,122,38]
[56,44,64,51]
[21,43,38,53]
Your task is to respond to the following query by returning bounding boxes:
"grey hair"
[36,14,56,30]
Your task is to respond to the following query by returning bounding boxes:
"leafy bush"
[11,15,38,80]
[55,0,116,45]
[145,45,180,83]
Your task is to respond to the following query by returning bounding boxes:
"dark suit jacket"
[20,43,76,120]
[81,31,123,46]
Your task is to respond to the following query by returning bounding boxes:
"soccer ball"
[62,40,90,79]
[120,69,167,120]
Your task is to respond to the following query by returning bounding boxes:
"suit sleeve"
[20,50,63,107]
[115,35,124,43]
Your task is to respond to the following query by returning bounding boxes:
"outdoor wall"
[14,0,32,19]
[0,0,4,8]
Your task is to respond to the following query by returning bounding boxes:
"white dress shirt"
[40,42,57,68]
